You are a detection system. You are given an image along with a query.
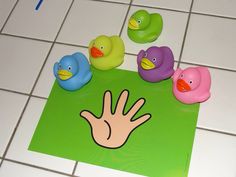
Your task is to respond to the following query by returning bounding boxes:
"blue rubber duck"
[53,52,92,91]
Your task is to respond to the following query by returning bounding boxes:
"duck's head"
[90,35,112,59]
[56,56,79,80]
[140,47,164,70]
[128,10,150,30]
[177,68,201,92]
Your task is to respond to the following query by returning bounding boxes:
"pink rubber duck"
[172,67,211,104]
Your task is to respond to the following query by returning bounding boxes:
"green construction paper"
[29,68,199,177]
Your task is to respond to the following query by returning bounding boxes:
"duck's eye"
[68,66,72,70]
[59,64,62,69]
[181,74,184,78]
[152,58,157,62]
[100,46,104,50]
[189,80,193,84]
[144,52,147,57]
[137,20,141,24]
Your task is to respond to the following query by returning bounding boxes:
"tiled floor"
[0,0,236,177]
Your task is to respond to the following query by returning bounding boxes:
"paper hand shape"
[80,90,151,149]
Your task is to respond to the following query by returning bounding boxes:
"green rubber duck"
[89,35,125,70]
[128,10,163,43]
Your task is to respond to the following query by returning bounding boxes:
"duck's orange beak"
[177,79,191,92]
[90,47,103,58]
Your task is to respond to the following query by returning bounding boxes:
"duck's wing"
[137,50,145,64]
[161,69,175,80]
[160,46,175,70]
[53,62,59,78]
[82,71,92,84]
[146,32,159,43]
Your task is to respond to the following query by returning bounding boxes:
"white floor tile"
[198,69,236,134]
[193,0,236,18]
[0,0,17,29]
[180,63,236,134]
[57,0,129,46]
[121,6,188,61]
[0,161,71,177]
[5,97,75,174]
[75,162,145,177]
[132,0,192,11]
[33,44,87,98]
[0,35,51,93]
[188,129,236,177]
[0,90,28,156]
[2,0,72,41]
[182,14,236,70]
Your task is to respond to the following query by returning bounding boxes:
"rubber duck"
[89,35,125,70]
[172,67,211,104]
[53,52,92,91]
[137,46,174,82]
[127,9,163,43]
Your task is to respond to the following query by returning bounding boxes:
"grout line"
[0,33,53,43]
[0,88,47,100]
[179,61,236,73]
[52,0,75,42]
[177,0,194,68]
[124,52,137,56]
[88,0,130,5]
[192,11,236,21]
[0,88,30,97]
[56,41,88,49]
[72,161,78,176]
[31,95,48,100]
[4,158,78,177]
[131,3,189,14]
[1,32,87,49]
[0,0,19,33]
[119,0,133,37]
[196,127,236,137]
[0,0,76,168]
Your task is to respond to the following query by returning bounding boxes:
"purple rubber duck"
[137,46,175,82]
